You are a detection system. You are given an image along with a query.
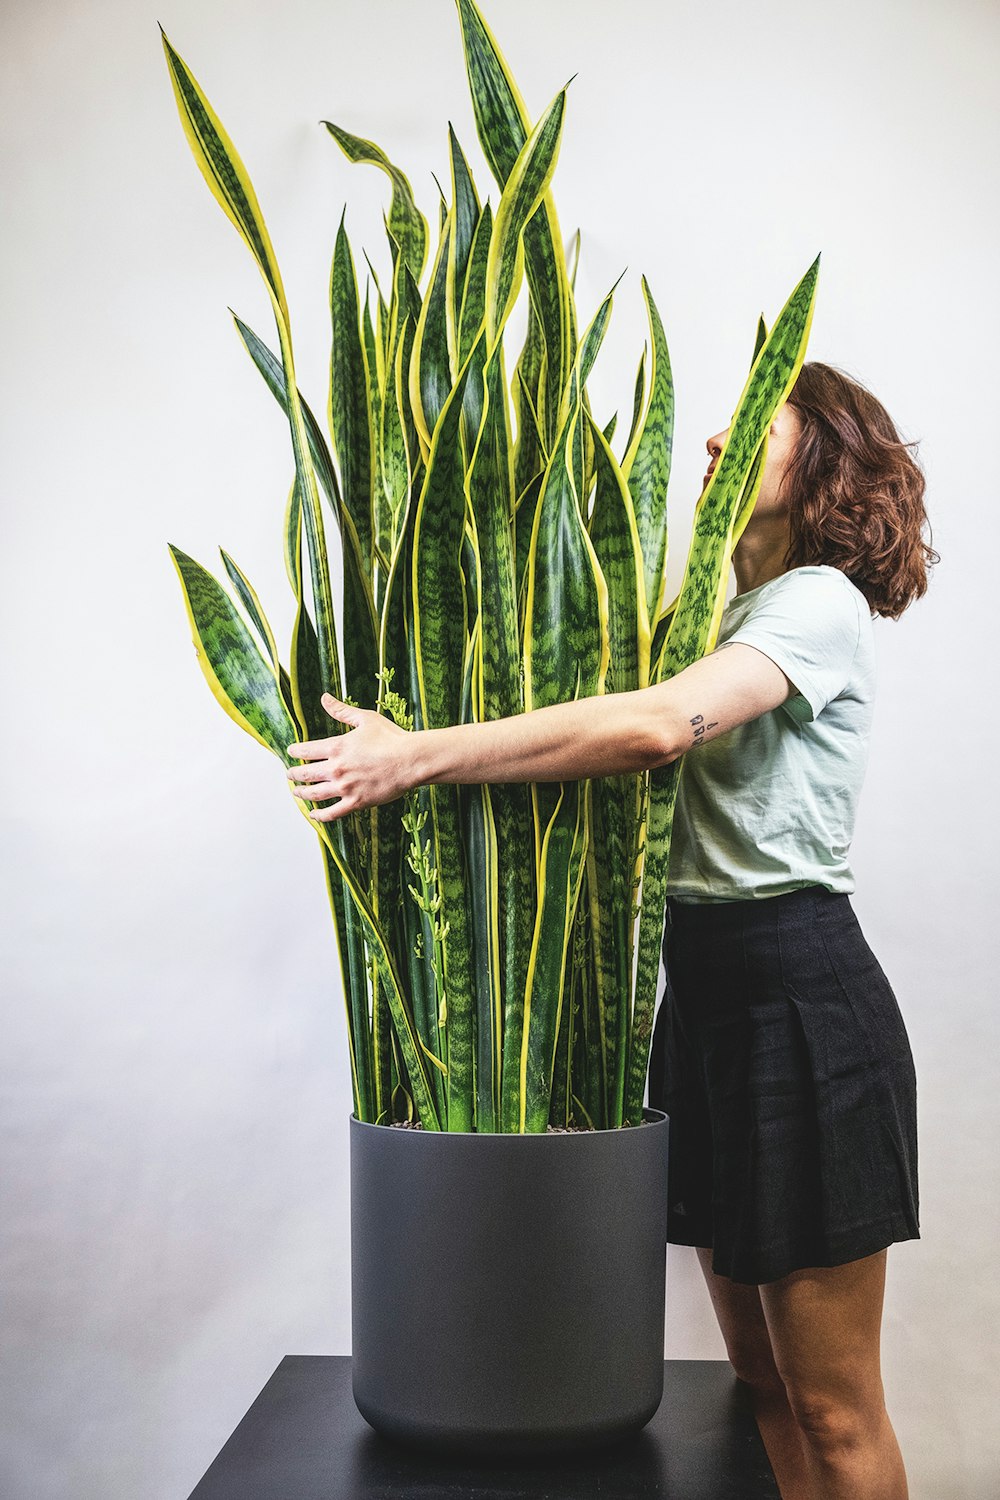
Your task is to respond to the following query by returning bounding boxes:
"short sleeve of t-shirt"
[717,566,865,723]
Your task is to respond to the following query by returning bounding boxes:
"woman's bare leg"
[759,1250,907,1500]
[697,1247,907,1499]
[696,1247,810,1499]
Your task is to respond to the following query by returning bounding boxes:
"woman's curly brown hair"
[779,362,939,619]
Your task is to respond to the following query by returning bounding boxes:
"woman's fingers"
[286,733,336,759]
[285,694,394,822]
[287,759,336,784]
[293,781,340,803]
[308,798,354,822]
[320,692,364,729]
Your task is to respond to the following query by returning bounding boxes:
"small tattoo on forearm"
[689,712,719,748]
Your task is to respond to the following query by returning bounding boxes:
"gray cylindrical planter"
[350,1107,669,1458]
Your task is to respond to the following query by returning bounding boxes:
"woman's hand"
[285,692,417,822]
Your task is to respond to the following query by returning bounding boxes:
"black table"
[188,1356,779,1499]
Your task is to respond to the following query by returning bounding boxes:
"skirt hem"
[667,1216,921,1286]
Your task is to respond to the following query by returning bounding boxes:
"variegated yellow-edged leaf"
[454,0,577,449]
[362,284,389,592]
[514,368,545,463]
[623,345,646,462]
[518,771,589,1132]
[285,474,383,1126]
[409,331,486,1129]
[321,119,428,282]
[658,257,819,681]
[285,482,334,745]
[458,204,492,445]
[171,539,375,1126]
[516,398,609,1130]
[485,85,568,347]
[379,316,411,534]
[468,350,520,721]
[160,29,288,326]
[445,125,481,370]
[433,171,448,235]
[704,429,770,649]
[650,590,680,679]
[623,256,821,1130]
[569,275,625,514]
[235,311,380,713]
[577,271,624,393]
[581,412,649,1123]
[219,548,296,722]
[410,323,481,718]
[408,211,453,456]
[523,401,609,713]
[162,31,342,711]
[466,343,536,1122]
[752,312,768,364]
[708,315,771,634]
[362,246,390,372]
[393,293,423,504]
[512,292,547,505]
[513,469,544,618]
[568,226,581,291]
[231,315,379,707]
[464,775,503,1133]
[231,312,343,524]
[307,801,443,1131]
[587,415,650,694]
[329,210,375,580]
[622,277,674,627]
[458,201,492,365]
[169,543,298,759]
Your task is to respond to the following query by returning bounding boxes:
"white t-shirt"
[665,564,876,903]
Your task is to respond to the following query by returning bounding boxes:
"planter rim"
[349,1105,667,1136]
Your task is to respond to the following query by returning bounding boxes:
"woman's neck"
[732,519,793,596]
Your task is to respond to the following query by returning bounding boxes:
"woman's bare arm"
[411,643,793,785]
[287,643,795,822]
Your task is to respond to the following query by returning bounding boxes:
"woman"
[286,361,937,1500]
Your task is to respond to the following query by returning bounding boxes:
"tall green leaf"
[622,277,674,626]
[454,0,578,447]
[410,333,486,1129]
[321,120,428,281]
[518,399,609,1130]
[329,211,375,581]
[623,256,821,1127]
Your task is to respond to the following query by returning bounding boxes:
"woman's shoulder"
[764,564,861,594]
[749,566,872,624]
[723,564,873,665]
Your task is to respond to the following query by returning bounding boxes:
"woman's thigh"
[697,1242,890,1417]
[757,1250,890,1425]
[694,1247,782,1388]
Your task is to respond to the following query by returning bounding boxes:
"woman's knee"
[783,1381,884,1457]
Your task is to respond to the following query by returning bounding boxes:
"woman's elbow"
[645,704,688,769]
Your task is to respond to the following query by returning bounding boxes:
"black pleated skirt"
[648,884,919,1285]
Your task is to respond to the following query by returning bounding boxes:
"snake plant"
[162,1,818,1133]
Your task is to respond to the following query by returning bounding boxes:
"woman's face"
[703,401,803,523]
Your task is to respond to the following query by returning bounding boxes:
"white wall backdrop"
[2,0,997,1495]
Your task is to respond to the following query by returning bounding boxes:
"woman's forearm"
[288,645,791,821]
[410,688,677,787]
